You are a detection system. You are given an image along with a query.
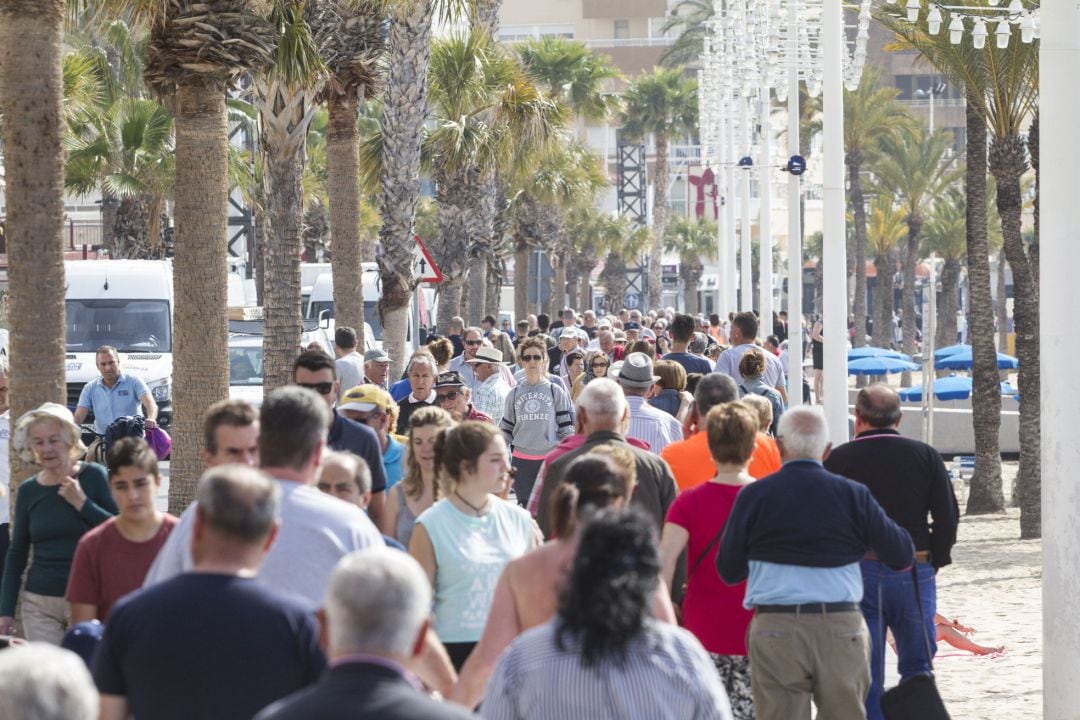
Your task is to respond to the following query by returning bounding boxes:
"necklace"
[454,490,489,516]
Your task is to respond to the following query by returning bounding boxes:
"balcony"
[585,36,675,49]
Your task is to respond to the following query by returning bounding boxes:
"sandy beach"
[885,462,1042,719]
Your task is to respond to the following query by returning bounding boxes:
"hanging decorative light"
[995,18,1011,48]
[927,5,943,35]
[972,17,988,49]
[948,14,964,44]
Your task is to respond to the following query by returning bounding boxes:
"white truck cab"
[64,260,174,429]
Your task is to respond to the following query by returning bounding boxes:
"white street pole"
[726,100,739,314]
[759,88,774,328]
[929,91,935,134]
[821,0,848,443]
[924,255,937,444]
[740,92,754,312]
[1042,4,1080,716]
[716,106,731,321]
[786,0,803,406]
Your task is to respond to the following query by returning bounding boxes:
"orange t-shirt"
[661,431,781,491]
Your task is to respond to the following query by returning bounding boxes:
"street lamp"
[914,81,947,132]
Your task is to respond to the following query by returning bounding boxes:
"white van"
[305,263,434,352]
[64,260,174,429]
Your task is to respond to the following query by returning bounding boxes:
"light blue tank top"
[417,497,535,642]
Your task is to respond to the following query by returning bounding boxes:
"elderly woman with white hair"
[0,404,117,643]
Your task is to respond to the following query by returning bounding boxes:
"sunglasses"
[436,391,461,403]
[297,381,334,396]
[591,361,609,368]
[521,354,544,362]
[464,340,483,346]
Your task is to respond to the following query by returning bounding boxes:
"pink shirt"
[66,515,178,620]
[665,483,753,655]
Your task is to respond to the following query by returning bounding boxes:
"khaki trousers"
[747,610,871,720]
[21,592,70,645]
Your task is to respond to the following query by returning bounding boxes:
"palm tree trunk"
[1,0,68,496]
[649,133,670,309]
[437,276,464,331]
[101,191,119,254]
[601,251,629,312]
[485,251,503,319]
[997,251,1009,351]
[1028,112,1039,286]
[254,212,267,306]
[257,79,314,392]
[578,264,593,314]
[989,134,1040,538]
[514,236,530,322]
[964,97,1004,515]
[849,158,868,347]
[378,0,434,378]
[470,0,501,37]
[900,217,921,387]
[168,84,232,511]
[327,90,365,342]
[552,255,567,313]
[936,256,961,348]
[872,254,893,349]
[467,259,488,324]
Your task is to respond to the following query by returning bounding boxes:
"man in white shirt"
[333,327,365,400]
[468,347,512,425]
[616,352,682,455]
[714,312,788,404]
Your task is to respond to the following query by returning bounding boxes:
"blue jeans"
[860,560,937,720]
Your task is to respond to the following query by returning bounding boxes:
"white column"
[716,106,731,321]
[759,88,774,331]
[726,100,739,314]
[740,93,754,312]
[820,0,847,442]
[786,1,802,406]
[1042,5,1080,717]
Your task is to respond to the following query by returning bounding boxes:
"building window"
[614,19,629,39]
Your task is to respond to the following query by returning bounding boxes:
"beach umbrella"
[847,357,920,375]
[898,376,1015,402]
[848,347,912,362]
[933,343,970,360]
[935,349,1018,370]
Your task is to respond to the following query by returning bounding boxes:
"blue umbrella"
[848,347,912,362]
[933,343,970,360]
[898,376,1015,402]
[935,349,1018,370]
[847,357,920,375]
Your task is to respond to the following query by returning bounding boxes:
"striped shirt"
[482,619,733,720]
[625,396,682,455]
[474,374,511,425]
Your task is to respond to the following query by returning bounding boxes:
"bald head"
[855,383,902,429]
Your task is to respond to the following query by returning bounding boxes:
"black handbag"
[879,565,951,720]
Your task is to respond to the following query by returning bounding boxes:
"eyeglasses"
[297,382,334,396]
[436,391,461,403]
[521,354,544,362]
[464,340,483,346]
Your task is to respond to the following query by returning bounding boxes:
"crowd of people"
[0,304,965,720]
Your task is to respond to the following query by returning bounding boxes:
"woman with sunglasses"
[409,422,541,671]
[571,350,610,402]
[499,337,574,506]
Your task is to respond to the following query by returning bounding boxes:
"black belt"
[755,602,860,614]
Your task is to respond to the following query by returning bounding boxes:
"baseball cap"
[339,384,394,413]
[364,348,391,363]
[435,371,466,389]
[624,321,641,331]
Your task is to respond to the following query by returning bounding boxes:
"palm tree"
[565,207,620,311]
[922,188,967,348]
[65,96,175,259]
[865,195,907,350]
[879,4,1038,534]
[118,0,275,511]
[874,126,962,385]
[658,0,712,69]
[621,68,698,309]
[599,222,652,313]
[312,0,387,340]
[665,217,717,314]
[516,36,622,124]
[0,0,69,494]
[425,31,563,330]
[254,2,326,391]
[844,66,912,348]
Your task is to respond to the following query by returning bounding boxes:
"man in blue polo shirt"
[74,346,158,434]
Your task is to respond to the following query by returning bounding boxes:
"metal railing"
[585,37,676,48]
